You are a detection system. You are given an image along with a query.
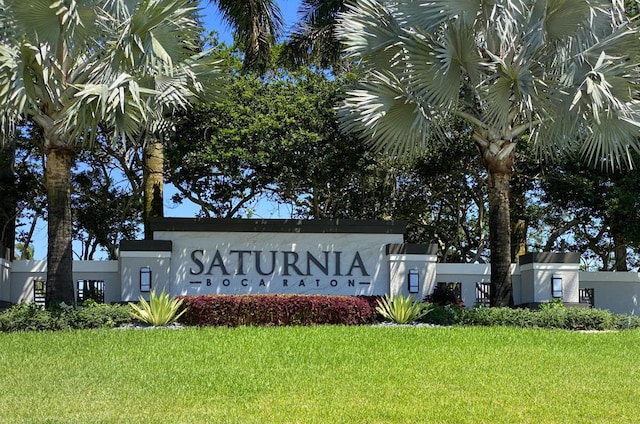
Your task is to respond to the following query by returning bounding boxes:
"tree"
[141,1,284,238]
[168,63,375,218]
[536,154,640,270]
[73,137,144,260]
[396,136,489,263]
[335,0,640,306]
[0,141,16,259]
[212,0,283,72]
[10,126,47,260]
[0,0,219,306]
[281,0,346,68]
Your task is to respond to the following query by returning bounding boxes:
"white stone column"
[387,244,438,299]
[519,253,581,306]
[119,240,173,301]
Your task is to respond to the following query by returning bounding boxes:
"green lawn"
[1,326,639,423]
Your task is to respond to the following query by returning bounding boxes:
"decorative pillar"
[387,244,438,299]
[119,240,172,301]
[519,252,581,307]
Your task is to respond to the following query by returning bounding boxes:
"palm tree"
[212,0,283,72]
[281,0,345,68]
[141,0,283,239]
[0,0,220,306]
[335,0,640,306]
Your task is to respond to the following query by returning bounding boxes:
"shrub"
[615,313,640,330]
[458,304,622,331]
[72,301,132,329]
[535,305,569,329]
[563,307,615,331]
[376,294,432,324]
[421,304,465,325]
[423,285,465,307]
[0,303,69,332]
[129,290,187,326]
[0,301,132,332]
[462,306,538,328]
[178,294,376,327]
[357,295,383,320]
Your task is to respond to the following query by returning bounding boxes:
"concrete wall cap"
[149,218,407,234]
[120,240,172,252]
[386,243,438,255]
[519,252,580,265]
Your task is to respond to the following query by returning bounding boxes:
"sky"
[201,0,303,45]
[28,0,305,260]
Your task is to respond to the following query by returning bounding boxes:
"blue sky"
[201,0,303,44]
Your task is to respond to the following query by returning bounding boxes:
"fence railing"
[475,282,491,307]
[32,279,106,307]
[579,288,594,307]
[77,279,105,303]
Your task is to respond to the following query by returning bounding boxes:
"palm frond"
[281,0,344,67]
[542,0,591,41]
[579,115,640,170]
[582,25,640,64]
[338,71,445,156]
[6,0,101,59]
[336,0,403,70]
[404,23,482,112]
[569,50,640,125]
[108,0,201,76]
[61,73,157,145]
[9,0,62,46]
[394,0,482,31]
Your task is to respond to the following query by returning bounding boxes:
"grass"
[0,326,639,423]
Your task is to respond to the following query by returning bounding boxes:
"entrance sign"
[4,222,623,312]
[150,218,406,296]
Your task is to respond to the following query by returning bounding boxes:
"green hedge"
[0,302,132,332]
[447,305,640,331]
[3,296,640,332]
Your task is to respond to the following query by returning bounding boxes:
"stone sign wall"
[150,218,406,296]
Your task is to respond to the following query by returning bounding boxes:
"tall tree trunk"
[45,149,75,306]
[482,142,515,307]
[19,213,38,260]
[488,171,513,306]
[511,218,527,262]
[143,139,164,240]
[0,141,16,260]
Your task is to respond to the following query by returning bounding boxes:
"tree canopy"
[0,0,221,305]
[334,0,640,305]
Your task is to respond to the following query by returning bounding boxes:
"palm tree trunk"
[45,148,75,306]
[143,139,164,239]
[487,170,513,307]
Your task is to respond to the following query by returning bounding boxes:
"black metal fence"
[579,288,594,307]
[32,279,105,306]
[76,280,105,303]
[475,282,491,306]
